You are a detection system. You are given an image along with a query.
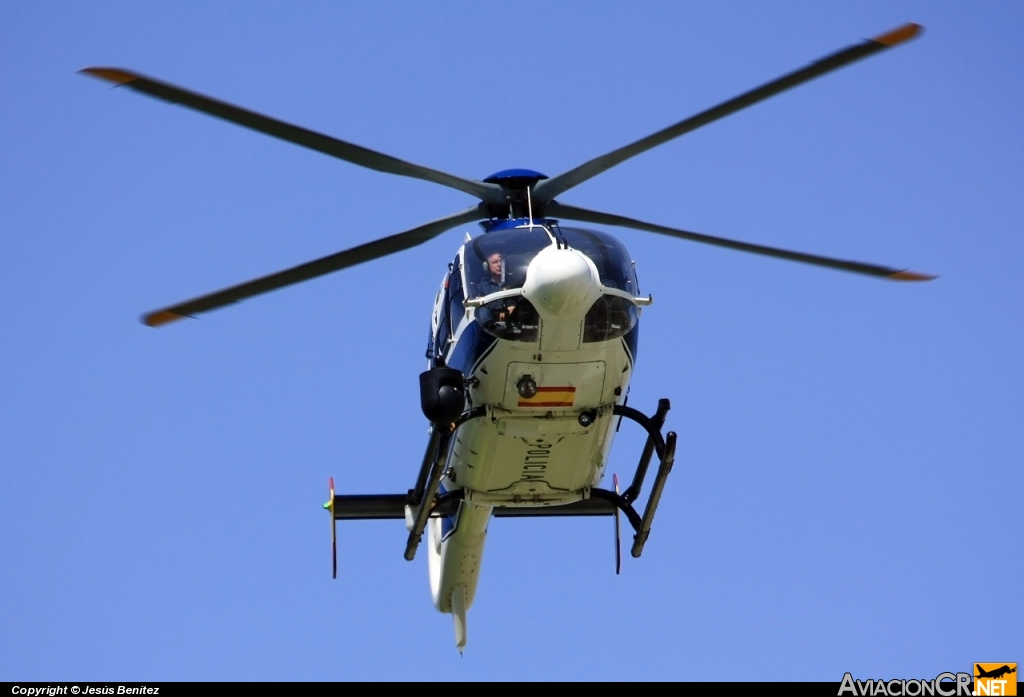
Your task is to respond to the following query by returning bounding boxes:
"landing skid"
[325,399,678,563]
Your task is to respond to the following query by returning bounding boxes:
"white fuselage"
[424,224,645,633]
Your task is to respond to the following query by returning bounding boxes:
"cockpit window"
[476,296,540,343]
[560,227,637,294]
[466,227,552,298]
[465,224,637,298]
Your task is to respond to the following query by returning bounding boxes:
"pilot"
[476,252,504,297]
[475,252,520,326]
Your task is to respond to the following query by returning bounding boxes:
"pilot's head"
[487,252,502,281]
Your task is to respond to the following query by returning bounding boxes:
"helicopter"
[82,21,932,650]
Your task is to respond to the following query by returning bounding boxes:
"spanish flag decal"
[519,386,576,408]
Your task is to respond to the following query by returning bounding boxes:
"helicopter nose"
[523,248,600,318]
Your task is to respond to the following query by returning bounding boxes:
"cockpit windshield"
[465,227,551,299]
[464,224,636,298]
[560,227,637,294]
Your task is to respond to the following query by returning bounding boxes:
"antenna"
[526,184,534,227]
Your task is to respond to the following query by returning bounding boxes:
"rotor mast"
[481,169,549,222]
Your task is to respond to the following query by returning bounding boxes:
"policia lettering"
[520,443,552,481]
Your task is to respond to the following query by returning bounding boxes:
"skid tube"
[403,407,486,561]
[326,400,677,568]
[608,400,678,558]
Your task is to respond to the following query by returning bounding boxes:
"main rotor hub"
[483,168,548,189]
[483,169,548,221]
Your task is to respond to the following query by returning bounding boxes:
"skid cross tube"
[612,404,667,458]
[589,488,642,531]
[619,399,670,503]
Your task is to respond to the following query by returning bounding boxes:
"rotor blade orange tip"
[872,23,923,47]
[887,270,937,282]
[142,310,187,327]
[79,67,138,85]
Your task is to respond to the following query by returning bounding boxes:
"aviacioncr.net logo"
[839,672,972,696]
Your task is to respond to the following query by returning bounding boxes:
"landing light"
[517,375,537,399]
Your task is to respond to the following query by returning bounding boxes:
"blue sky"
[2,1,1021,681]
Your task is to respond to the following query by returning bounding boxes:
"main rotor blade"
[547,201,935,281]
[533,23,922,204]
[143,205,485,327]
[80,68,504,204]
